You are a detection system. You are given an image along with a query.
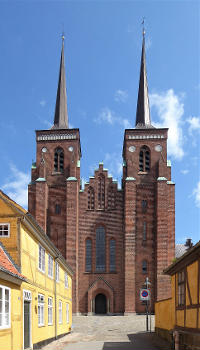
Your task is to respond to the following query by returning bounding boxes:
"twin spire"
[52,30,152,130]
[53,35,69,129]
[135,31,152,128]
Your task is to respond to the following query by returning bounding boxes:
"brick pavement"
[42,315,171,350]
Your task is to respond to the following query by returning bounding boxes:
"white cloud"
[150,89,184,160]
[193,181,200,208]
[181,169,189,175]
[2,164,30,209]
[104,152,122,177]
[114,89,128,103]
[95,107,131,129]
[187,116,200,135]
[40,100,46,107]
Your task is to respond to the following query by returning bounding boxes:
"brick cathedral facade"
[28,35,175,315]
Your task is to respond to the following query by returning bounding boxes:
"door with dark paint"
[95,293,107,314]
[24,301,30,349]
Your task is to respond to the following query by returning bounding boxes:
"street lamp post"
[144,277,151,332]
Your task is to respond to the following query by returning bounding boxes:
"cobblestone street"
[42,315,171,350]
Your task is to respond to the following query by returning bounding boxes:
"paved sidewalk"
[42,315,171,350]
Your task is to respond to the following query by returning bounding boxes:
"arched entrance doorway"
[95,293,107,314]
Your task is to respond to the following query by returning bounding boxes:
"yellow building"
[0,190,73,350]
[155,240,200,350]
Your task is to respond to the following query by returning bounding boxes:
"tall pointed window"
[108,186,115,210]
[88,187,95,210]
[98,175,105,209]
[143,222,147,241]
[139,146,150,172]
[109,239,116,272]
[85,239,92,272]
[96,227,105,271]
[54,147,64,173]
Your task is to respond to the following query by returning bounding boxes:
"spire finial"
[142,17,145,37]
[61,31,65,42]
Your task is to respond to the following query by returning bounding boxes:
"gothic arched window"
[98,175,105,209]
[108,186,115,210]
[88,187,95,210]
[143,222,147,241]
[139,146,150,172]
[109,239,116,272]
[142,260,148,274]
[96,226,105,271]
[85,238,92,272]
[55,204,61,215]
[54,147,64,173]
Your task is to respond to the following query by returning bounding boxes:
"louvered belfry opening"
[54,147,64,172]
[139,146,150,172]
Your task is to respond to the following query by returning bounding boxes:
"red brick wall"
[78,167,124,314]
[28,126,175,314]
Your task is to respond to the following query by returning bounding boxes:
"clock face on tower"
[129,146,136,153]
[68,146,74,152]
[155,144,162,152]
[42,147,47,153]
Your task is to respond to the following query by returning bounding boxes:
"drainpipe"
[173,330,179,350]
[54,263,57,340]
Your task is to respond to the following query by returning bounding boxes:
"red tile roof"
[0,246,25,280]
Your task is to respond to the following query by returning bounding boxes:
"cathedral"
[28,33,175,315]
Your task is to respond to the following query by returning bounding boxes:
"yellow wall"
[0,196,73,350]
[155,258,199,334]
[155,298,173,330]
[0,201,20,265]
[20,222,72,347]
[0,279,22,350]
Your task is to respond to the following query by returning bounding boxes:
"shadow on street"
[102,332,171,350]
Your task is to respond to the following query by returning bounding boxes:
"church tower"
[28,32,175,315]
[28,37,81,313]
[122,31,175,313]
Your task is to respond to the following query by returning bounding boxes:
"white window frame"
[48,297,53,325]
[0,285,10,329]
[38,294,45,326]
[0,223,10,238]
[38,245,45,273]
[48,254,53,278]
[66,303,69,324]
[59,300,62,324]
[65,273,69,288]
[56,262,59,282]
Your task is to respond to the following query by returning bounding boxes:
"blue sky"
[0,1,199,245]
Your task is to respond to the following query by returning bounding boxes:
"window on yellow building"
[0,224,10,237]
[65,273,69,288]
[66,303,69,324]
[59,300,62,324]
[48,254,53,278]
[0,285,10,329]
[38,294,45,326]
[178,271,185,306]
[48,297,53,325]
[56,262,59,282]
[39,245,45,273]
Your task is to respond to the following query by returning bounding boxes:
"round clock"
[68,146,74,152]
[129,146,136,153]
[41,147,47,153]
[155,144,162,152]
